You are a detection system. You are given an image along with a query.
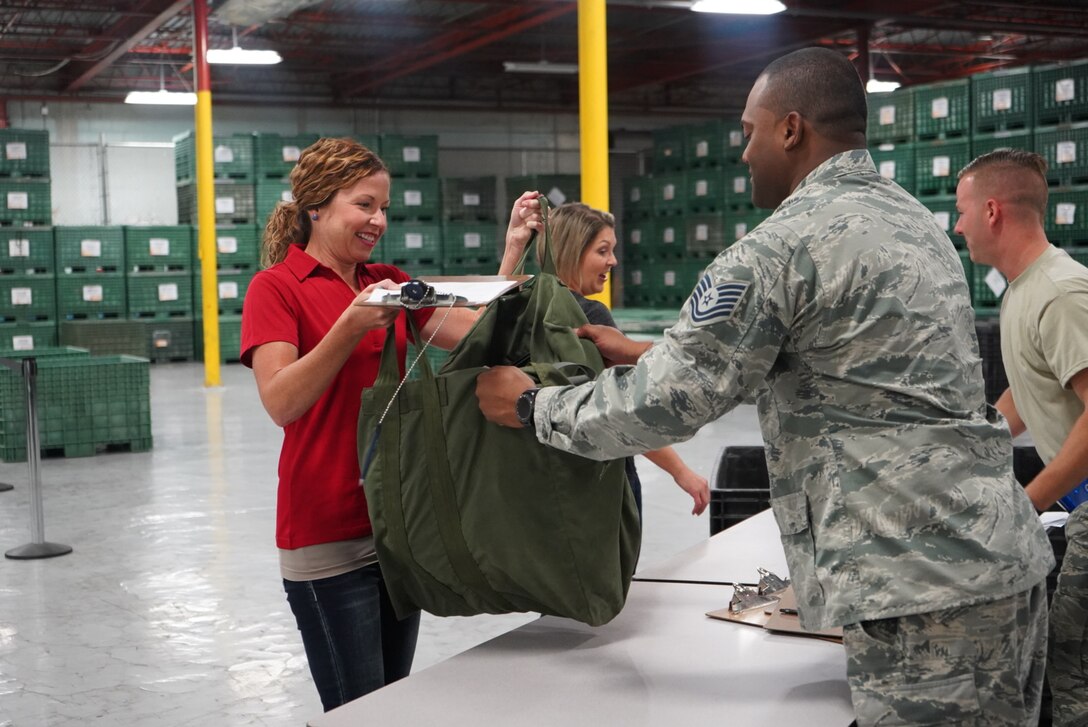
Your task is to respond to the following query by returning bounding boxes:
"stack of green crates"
[382,134,438,179]
[0,128,51,228]
[55,226,126,320]
[440,176,498,275]
[192,224,260,363]
[124,225,195,361]
[1,226,57,349]
[174,131,257,225]
[253,132,318,228]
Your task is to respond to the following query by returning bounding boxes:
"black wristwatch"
[515,388,540,429]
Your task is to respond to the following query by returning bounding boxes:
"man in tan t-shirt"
[956,149,1088,726]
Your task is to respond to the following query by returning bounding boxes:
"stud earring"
[310,212,318,221]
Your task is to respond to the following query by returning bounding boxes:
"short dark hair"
[959,149,1049,220]
[759,47,867,142]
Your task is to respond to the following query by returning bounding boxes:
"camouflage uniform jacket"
[533,149,1054,631]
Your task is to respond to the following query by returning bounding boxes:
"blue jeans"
[283,563,420,712]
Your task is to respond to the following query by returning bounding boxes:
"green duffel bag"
[358,206,640,627]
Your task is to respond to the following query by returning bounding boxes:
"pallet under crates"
[0,350,152,461]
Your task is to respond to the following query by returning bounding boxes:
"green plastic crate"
[441,177,497,221]
[622,176,653,220]
[722,164,753,209]
[650,218,686,259]
[914,138,971,196]
[123,225,193,272]
[621,218,656,263]
[920,195,961,245]
[382,134,439,177]
[652,172,687,216]
[1035,123,1088,186]
[685,119,745,166]
[652,125,688,173]
[0,321,57,350]
[254,133,319,178]
[645,258,706,307]
[971,129,1034,160]
[145,317,195,362]
[1,274,56,322]
[685,213,729,255]
[0,179,51,226]
[686,168,727,213]
[376,221,442,265]
[193,269,252,315]
[869,142,916,193]
[1,226,54,274]
[173,131,255,182]
[55,226,124,272]
[972,67,1032,133]
[504,174,581,211]
[126,271,194,318]
[58,319,147,357]
[867,89,915,143]
[176,181,256,225]
[1046,186,1088,248]
[970,259,1005,310]
[198,224,261,271]
[255,178,293,228]
[194,314,243,363]
[0,128,50,178]
[442,221,499,266]
[1033,60,1088,127]
[622,261,650,308]
[56,272,126,319]
[390,176,441,221]
[913,79,971,139]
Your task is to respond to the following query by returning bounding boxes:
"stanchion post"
[2,356,72,560]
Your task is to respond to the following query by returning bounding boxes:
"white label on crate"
[664,270,676,287]
[5,142,27,160]
[81,239,102,257]
[219,281,239,299]
[630,229,641,245]
[992,88,1012,112]
[932,155,951,177]
[878,142,895,151]
[404,190,423,206]
[11,287,31,305]
[11,334,33,351]
[7,191,28,210]
[696,224,709,241]
[1057,141,1077,164]
[463,232,481,249]
[735,222,748,240]
[405,233,423,249]
[879,161,897,179]
[546,187,566,207]
[215,196,236,214]
[214,145,234,163]
[729,130,743,147]
[733,176,746,194]
[631,270,642,286]
[934,211,951,231]
[149,237,170,256]
[402,146,421,163]
[1057,78,1076,103]
[218,236,238,254]
[695,179,708,197]
[696,140,709,158]
[158,283,179,302]
[986,267,1008,297]
[83,285,103,302]
[879,105,896,126]
[663,183,675,201]
[663,227,675,244]
[931,97,949,119]
[9,238,29,257]
[1056,203,1077,226]
[629,187,641,203]
[280,190,294,202]
[281,145,301,163]
[663,147,674,158]
[462,193,480,207]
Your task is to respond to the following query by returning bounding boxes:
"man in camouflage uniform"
[478,47,1054,725]
[956,149,1088,726]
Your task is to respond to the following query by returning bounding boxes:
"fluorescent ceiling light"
[207,46,282,65]
[866,79,901,93]
[691,0,786,14]
[503,61,578,75]
[124,89,197,105]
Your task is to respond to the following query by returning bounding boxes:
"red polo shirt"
[241,245,433,549]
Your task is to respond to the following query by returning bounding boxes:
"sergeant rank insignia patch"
[690,276,750,326]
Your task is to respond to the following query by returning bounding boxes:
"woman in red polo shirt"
[240,137,541,712]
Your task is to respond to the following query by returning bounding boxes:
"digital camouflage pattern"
[844,581,1048,725]
[534,149,1054,631]
[1049,505,1088,725]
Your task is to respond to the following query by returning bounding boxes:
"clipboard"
[706,585,844,643]
[357,275,531,308]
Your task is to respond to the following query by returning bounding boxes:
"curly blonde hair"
[542,202,615,291]
[261,137,388,268]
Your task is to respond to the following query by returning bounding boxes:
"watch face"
[516,389,536,426]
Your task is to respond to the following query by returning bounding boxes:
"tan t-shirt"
[1000,245,1088,462]
[280,537,378,582]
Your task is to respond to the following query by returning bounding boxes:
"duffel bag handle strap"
[526,360,597,387]
[512,195,555,277]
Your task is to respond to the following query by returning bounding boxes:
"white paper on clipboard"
[358,275,531,308]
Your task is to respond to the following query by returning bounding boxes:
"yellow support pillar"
[578,0,611,308]
[192,0,221,386]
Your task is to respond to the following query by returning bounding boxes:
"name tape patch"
[690,276,750,326]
